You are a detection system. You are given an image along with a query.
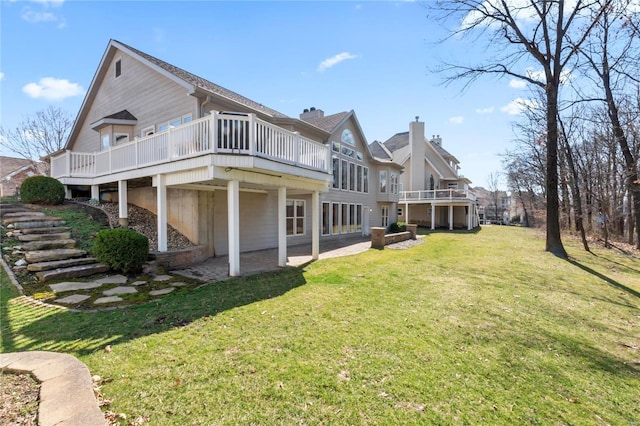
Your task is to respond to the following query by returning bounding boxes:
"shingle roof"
[369,141,392,160]
[114,40,289,119]
[301,111,350,133]
[104,109,137,121]
[383,131,457,161]
[0,156,45,178]
[383,132,410,152]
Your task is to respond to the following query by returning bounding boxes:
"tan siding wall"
[73,50,197,153]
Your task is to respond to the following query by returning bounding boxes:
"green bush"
[20,176,65,205]
[93,228,149,274]
[388,221,407,233]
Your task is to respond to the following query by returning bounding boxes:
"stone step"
[27,257,100,272]
[2,211,45,218]
[16,232,72,242]
[37,263,109,283]
[0,207,33,216]
[2,215,61,225]
[25,248,87,263]
[10,220,66,230]
[20,239,76,251]
[19,226,72,235]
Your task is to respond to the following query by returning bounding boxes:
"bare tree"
[431,0,609,258]
[0,106,73,173]
[487,171,502,222]
[572,0,640,248]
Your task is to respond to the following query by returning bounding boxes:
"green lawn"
[1,226,639,424]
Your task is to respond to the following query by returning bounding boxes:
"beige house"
[50,39,401,276]
[370,119,479,230]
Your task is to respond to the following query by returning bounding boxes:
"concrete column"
[157,174,167,252]
[405,200,409,224]
[277,187,287,267]
[371,227,386,249]
[65,186,72,200]
[431,203,435,230]
[449,205,453,230]
[467,203,472,230]
[406,223,417,240]
[118,180,129,228]
[90,185,99,200]
[228,180,240,276]
[312,191,319,260]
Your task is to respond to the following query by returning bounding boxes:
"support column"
[431,203,435,230]
[118,180,129,228]
[90,185,99,201]
[277,187,287,267]
[405,200,409,224]
[467,203,472,230]
[157,174,167,252]
[228,180,240,276]
[449,205,453,230]
[64,186,72,200]
[312,191,319,260]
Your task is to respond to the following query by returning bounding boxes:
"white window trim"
[286,199,306,237]
[382,206,389,227]
[380,170,388,194]
[141,125,155,137]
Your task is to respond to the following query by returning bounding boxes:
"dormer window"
[115,59,122,78]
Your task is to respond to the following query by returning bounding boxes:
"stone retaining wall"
[151,245,209,270]
[371,224,418,249]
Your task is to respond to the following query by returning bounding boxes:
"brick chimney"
[410,116,425,192]
[299,107,324,121]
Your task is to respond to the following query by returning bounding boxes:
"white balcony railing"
[51,111,330,179]
[400,189,477,202]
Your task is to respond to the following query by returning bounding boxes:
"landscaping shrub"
[388,221,407,233]
[93,228,149,274]
[20,176,65,205]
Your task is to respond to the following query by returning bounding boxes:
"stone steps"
[19,239,76,251]
[36,263,110,283]
[16,232,72,242]
[28,257,100,272]
[9,219,67,229]
[25,248,87,263]
[20,226,72,235]
[2,203,109,283]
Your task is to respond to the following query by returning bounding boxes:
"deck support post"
[91,185,99,201]
[312,191,319,260]
[118,180,128,228]
[467,202,472,230]
[278,187,287,267]
[228,180,240,276]
[157,174,167,252]
[431,203,435,230]
[449,205,454,230]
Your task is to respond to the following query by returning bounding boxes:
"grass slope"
[1,226,639,424]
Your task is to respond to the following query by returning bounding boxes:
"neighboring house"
[473,187,511,224]
[0,156,46,198]
[370,119,479,230]
[49,39,401,276]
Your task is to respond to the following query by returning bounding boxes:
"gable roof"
[104,109,137,120]
[0,156,46,179]
[301,111,350,133]
[115,40,289,119]
[383,131,458,162]
[368,140,392,160]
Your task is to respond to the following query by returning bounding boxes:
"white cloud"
[526,67,572,84]
[22,77,85,101]
[0,72,4,82]
[21,0,65,28]
[475,106,494,114]
[509,79,526,89]
[449,116,464,124]
[318,52,358,72]
[500,98,539,115]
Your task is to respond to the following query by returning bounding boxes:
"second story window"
[115,59,122,78]
[390,173,398,194]
[380,170,387,193]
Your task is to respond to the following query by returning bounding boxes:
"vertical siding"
[73,50,197,153]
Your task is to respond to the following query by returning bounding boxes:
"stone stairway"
[1,203,108,282]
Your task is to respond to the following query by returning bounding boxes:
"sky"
[0,0,541,189]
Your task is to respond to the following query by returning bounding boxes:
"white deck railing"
[50,111,330,179]
[400,189,477,202]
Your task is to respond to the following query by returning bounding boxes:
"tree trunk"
[545,83,568,258]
